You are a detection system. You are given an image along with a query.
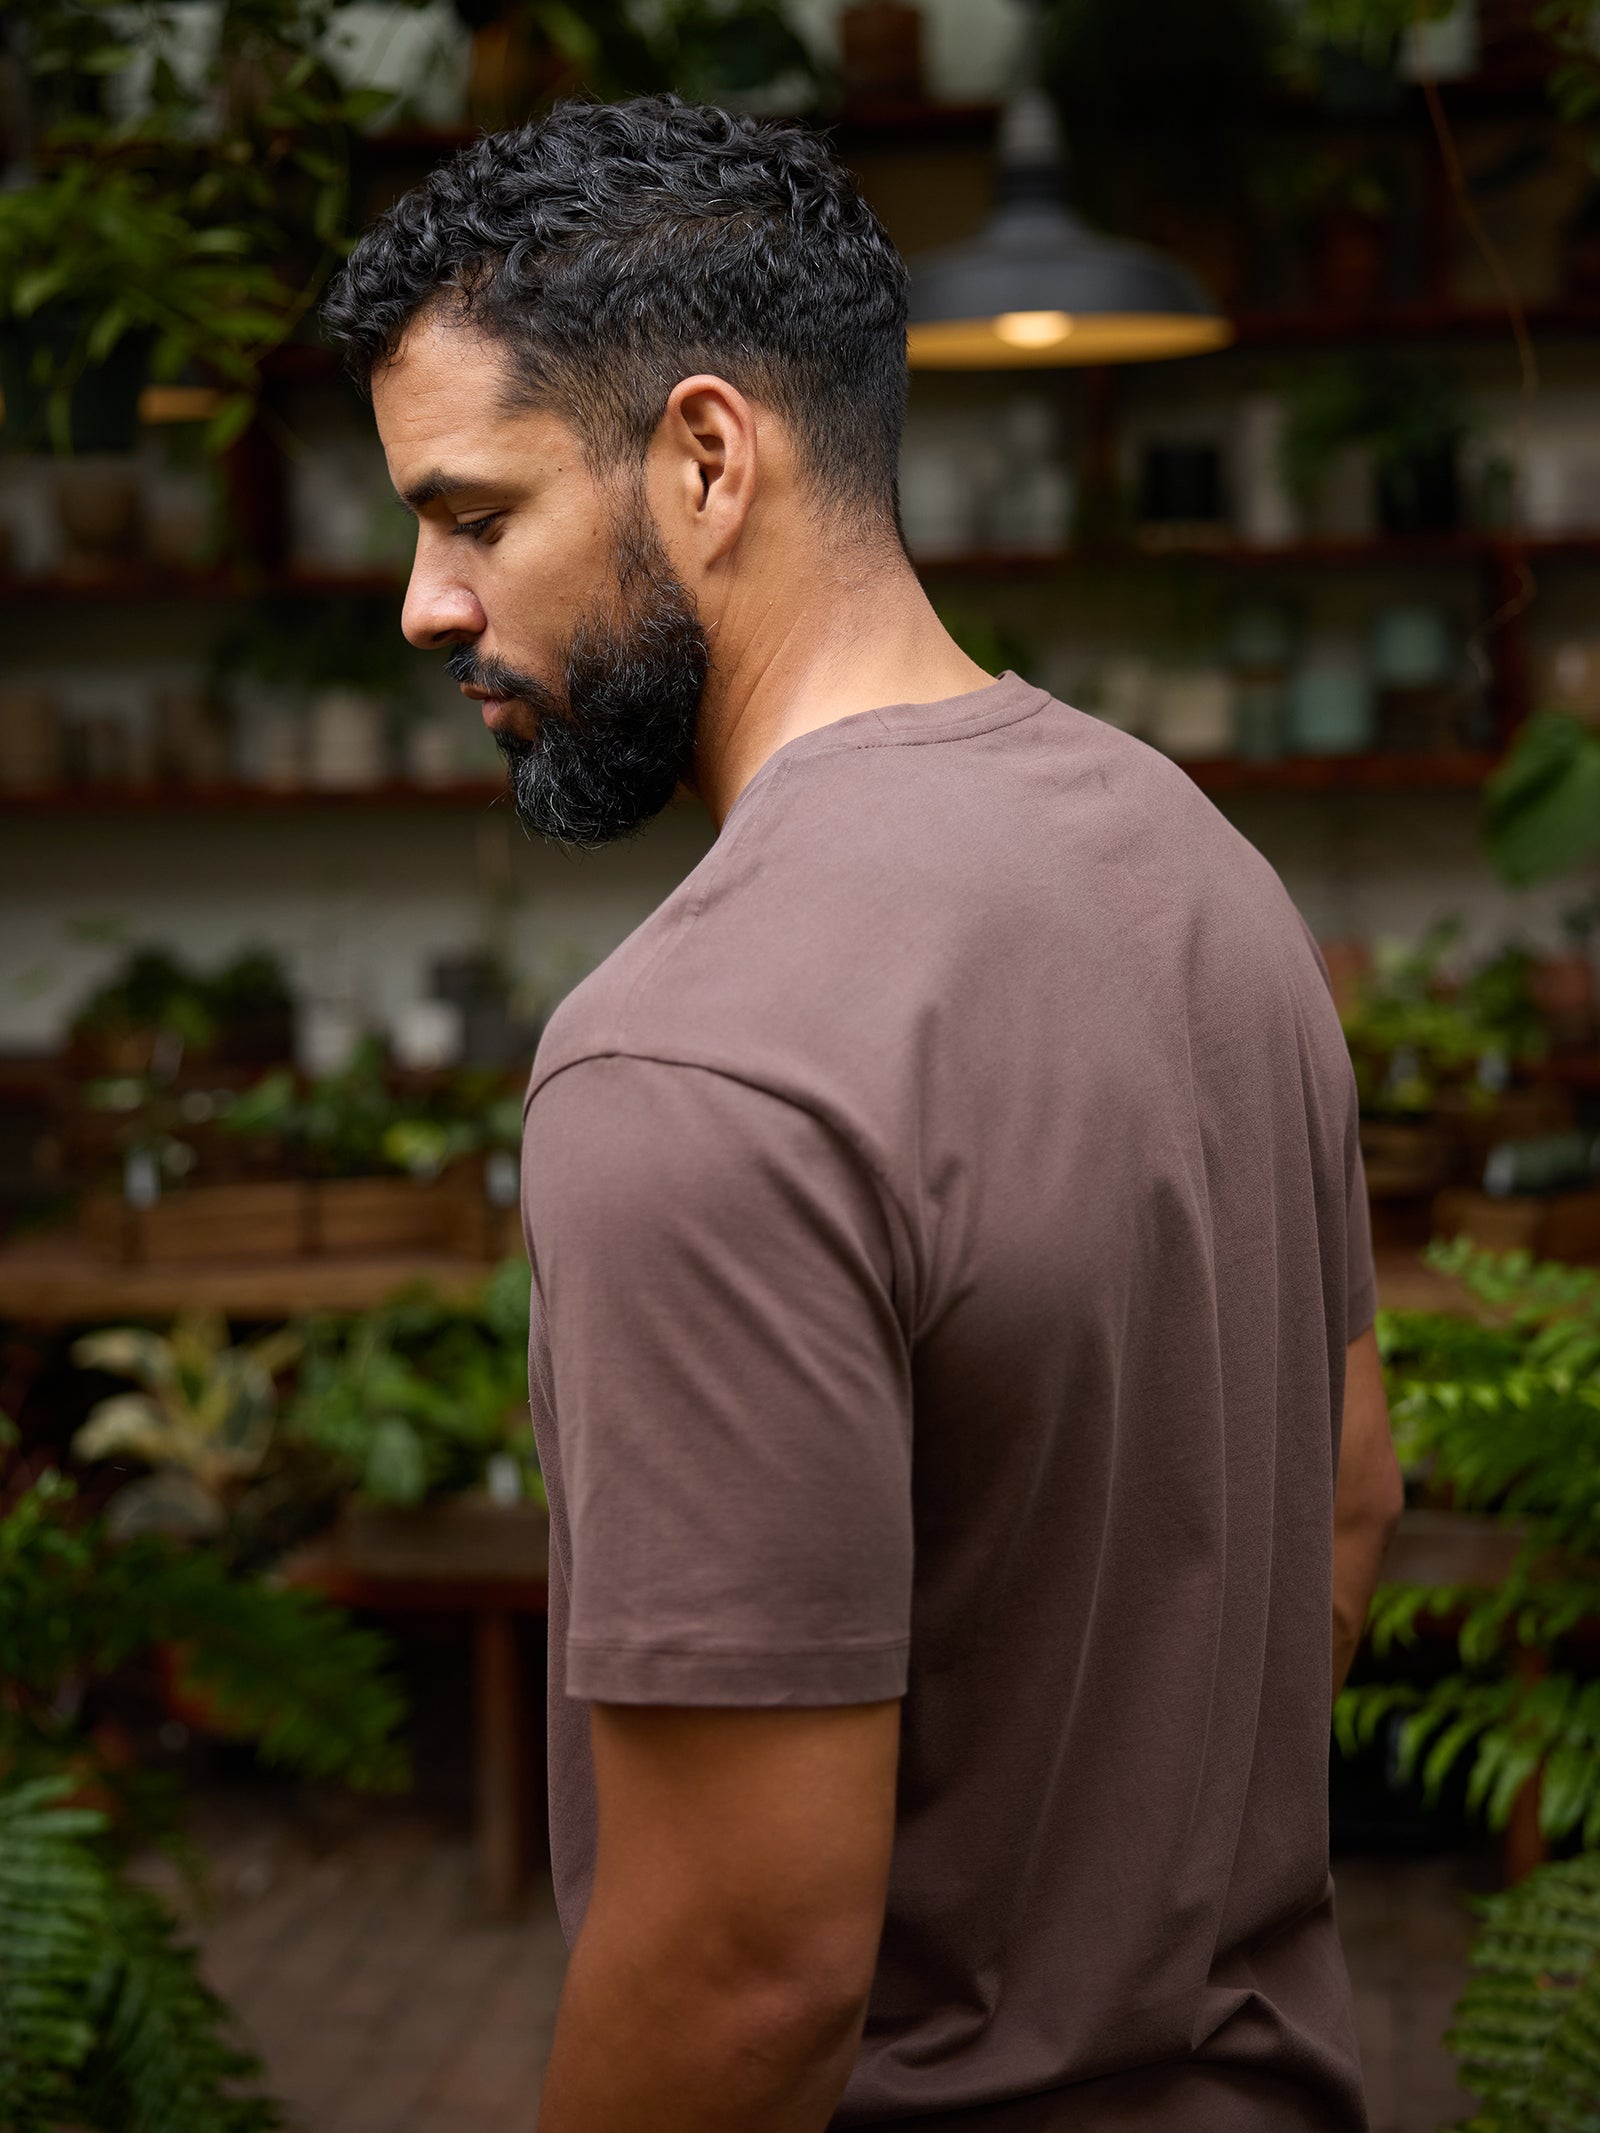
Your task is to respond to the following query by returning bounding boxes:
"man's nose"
[401,551,487,650]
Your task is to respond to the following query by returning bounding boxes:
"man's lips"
[460,682,518,729]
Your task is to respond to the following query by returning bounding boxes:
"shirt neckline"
[717,670,1047,833]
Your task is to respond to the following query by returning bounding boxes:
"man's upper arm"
[523,1053,914,1708]
[1337,1326,1402,1533]
[587,1700,900,1998]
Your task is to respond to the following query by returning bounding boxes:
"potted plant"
[70,1312,314,1564]
[67,945,293,1077]
[453,0,823,133]
[284,1258,546,1580]
[1341,923,1552,1234]
[1281,355,1472,535]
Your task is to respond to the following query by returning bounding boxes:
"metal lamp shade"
[906,89,1234,370]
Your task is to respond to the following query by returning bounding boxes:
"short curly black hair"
[322,96,909,527]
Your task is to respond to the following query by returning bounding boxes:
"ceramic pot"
[840,3,925,104]
[55,458,143,575]
[0,684,61,792]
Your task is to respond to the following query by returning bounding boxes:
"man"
[323,96,1403,2133]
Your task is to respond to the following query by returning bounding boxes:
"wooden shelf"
[1180,750,1498,795]
[919,534,1600,576]
[1233,301,1600,348]
[0,568,403,604]
[7,540,1597,608]
[0,781,509,814]
[0,756,1495,815]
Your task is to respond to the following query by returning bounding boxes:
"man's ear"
[653,373,759,564]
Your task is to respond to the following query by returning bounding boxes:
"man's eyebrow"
[396,470,488,513]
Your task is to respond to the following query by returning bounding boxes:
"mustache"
[445,644,550,705]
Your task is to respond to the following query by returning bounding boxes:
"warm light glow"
[909,313,1236,370]
[138,385,224,424]
[0,383,225,427]
[994,309,1075,349]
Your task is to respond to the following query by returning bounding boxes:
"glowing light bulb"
[993,310,1075,350]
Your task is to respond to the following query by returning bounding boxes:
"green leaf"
[11,266,70,317]
[188,228,254,257]
[204,394,257,454]
[1484,713,1600,887]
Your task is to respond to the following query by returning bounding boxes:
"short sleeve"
[1345,1111,1378,1343]
[523,1055,913,1707]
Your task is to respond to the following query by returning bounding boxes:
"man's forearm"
[537,1903,866,2133]
[1331,1516,1397,1698]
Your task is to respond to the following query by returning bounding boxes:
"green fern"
[0,1465,408,2128]
[1339,1242,1600,1847]
[0,1777,105,2129]
[0,1469,407,1800]
[78,1879,283,2133]
[0,1776,282,2132]
[1447,1853,1600,2132]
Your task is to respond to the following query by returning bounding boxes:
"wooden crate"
[1360,1119,1453,1199]
[1432,1185,1600,1262]
[308,1172,477,1255]
[81,1169,502,1264]
[82,1180,311,1265]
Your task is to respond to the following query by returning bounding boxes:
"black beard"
[447,511,708,850]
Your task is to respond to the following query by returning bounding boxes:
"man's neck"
[691,551,994,828]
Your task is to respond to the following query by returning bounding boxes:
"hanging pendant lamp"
[906,10,1234,371]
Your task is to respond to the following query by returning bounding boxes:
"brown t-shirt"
[520,674,1376,2131]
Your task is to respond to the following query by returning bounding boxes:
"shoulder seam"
[523,1049,924,1330]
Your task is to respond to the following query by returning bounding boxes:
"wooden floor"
[172,1790,1478,2133]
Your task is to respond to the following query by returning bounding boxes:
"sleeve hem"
[565,1638,909,1707]
[1347,1275,1378,1344]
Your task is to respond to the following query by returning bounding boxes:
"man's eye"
[454,514,501,541]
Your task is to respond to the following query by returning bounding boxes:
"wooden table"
[284,1504,550,1917]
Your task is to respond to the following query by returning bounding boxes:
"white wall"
[0,802,716,1052]
[1,767,1578,1054]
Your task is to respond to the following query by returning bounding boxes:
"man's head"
[321,96,910,846]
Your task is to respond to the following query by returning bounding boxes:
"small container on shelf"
[1137,442,1228,548]
[307,688,389,790]
[0,683,62,793]
[1093,657,1156,742]
[54,457,143,578]
[1288,650,1375,756]
[142,465,215,572]
[1234,678,1289,761]
[296,998,366,1078]
[153,688,230,786]
[390,998,465,1072]
[229,678,305,790]
[1231,395,1302,549]
[899,444,976,560]
[403,711,467,788]
[989,397,1074,555]
[1538,640,1600,725]
[1227,604,1297,763]
[839,2,925,105]
[62,701,148,787]
[1149,671,1234,760]
[1371,603,1466,751]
